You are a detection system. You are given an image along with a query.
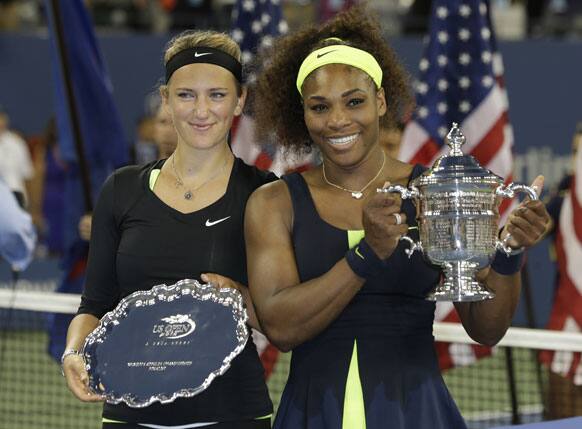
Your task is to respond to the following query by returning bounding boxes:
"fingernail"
[201,274,208,281]
[382,181,390,189]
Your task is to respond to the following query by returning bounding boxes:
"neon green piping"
[347,230,365,249]
[149,169,161,191]
[342,339,366,428]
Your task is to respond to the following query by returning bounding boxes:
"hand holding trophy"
[378,123,539,301]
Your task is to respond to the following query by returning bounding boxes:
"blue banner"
[45,0,129,361]
[46,0,128,170]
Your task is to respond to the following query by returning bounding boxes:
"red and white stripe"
[540,147,582,384]
[231,115,271,170]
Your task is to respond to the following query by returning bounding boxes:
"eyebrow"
[307,88,366,101]
[175,87,229,92]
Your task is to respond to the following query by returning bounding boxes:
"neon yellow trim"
[102,417,125,423]
[342,340,366,429]
[255,414,273,420]
[296,45,383,95]
[347,230,365,249]
[149,169,161,191]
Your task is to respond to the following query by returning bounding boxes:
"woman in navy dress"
[245,6,551,429]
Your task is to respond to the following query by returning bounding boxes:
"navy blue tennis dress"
[274,165,467,429]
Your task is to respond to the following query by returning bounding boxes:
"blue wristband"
[490,249,525,275]
[345,239,385,279]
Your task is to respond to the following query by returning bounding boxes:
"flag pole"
[48,0,93,212]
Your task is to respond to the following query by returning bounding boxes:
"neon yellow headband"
[296,44,383,96]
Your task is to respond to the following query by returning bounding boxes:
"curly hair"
[253,5,413,153]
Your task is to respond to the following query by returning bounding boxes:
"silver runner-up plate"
[82,279,249,408]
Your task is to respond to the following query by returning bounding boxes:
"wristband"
[490,249,525,276]
[345,238,385,279]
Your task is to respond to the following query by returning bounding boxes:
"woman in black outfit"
[61,30,273,429]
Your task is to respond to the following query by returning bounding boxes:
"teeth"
[329,134,358,146]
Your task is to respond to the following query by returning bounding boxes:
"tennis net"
[1,286,581,429]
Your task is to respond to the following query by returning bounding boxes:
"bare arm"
[245,181,407,351]
[455,267,520,346]
[61,313,104,402]
[456,176,551,345]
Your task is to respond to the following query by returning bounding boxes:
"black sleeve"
[77,172,121,318]
[241,160,278,190]
[258,169,278,185]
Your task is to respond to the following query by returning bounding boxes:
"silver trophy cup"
[380,123,538,302]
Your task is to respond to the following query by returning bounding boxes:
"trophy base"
[426,261,495,302]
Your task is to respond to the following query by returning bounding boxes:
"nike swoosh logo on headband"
[317,50,338,58]
[194,52,212,58]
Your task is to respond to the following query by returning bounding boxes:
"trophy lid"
[413,123,503,187]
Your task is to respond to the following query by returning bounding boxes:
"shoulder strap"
[409,163,428,184]
[280,173,319,225]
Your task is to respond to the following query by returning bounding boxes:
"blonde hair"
[162,30,243,96]
[164,30,242,65]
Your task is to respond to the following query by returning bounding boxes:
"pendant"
[351,192,363,199]
[184,190,193,200]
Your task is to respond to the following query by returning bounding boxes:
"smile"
[328,133,359,146]
[189,123,213,131]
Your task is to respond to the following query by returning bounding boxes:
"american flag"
[230,0,316,176]
[399,0,515,369]
[540,145,582,385]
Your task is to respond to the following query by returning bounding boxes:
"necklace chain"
[171,153,229,201]
[321,151,386,199]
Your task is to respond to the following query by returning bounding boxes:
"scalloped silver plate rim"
[82,279,249,408]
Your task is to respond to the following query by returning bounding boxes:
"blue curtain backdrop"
[45,0,128,361]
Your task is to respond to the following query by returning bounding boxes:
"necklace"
[321,151,386,199]
[171,153,229,200]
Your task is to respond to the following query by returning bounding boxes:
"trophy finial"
[446,122,465,156]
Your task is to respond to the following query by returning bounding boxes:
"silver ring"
[393,213,402,225]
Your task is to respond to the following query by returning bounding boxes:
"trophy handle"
[399,235,423,258]
[377,186,422,258]
[377,184,420,200]
[495,183,539,201]
[494,182,539,256]
[495,234,525,257]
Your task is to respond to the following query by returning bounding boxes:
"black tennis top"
[78,157,275,425]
